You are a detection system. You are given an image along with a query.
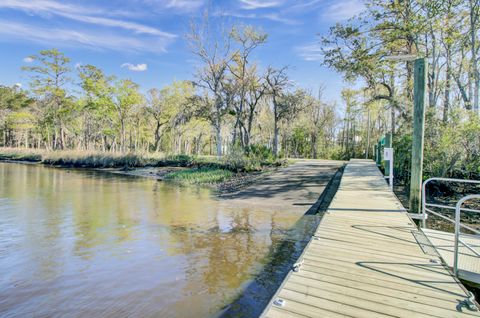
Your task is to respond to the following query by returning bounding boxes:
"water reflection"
[0,162,319,317]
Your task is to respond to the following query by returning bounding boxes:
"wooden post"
[366,108,371,159]
[409,58,427,214]
[384,133,392,175]
[376,141,382,166]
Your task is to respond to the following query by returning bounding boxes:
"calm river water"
[0,162,319,317]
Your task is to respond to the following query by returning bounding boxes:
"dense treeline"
[2,2,480,182]
[0,23,338,161]
[321,0,480,181]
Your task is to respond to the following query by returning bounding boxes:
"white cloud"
[240,0,283,10]
[164,0,205,11]
[262,13,300,25]
[0,21,172,53]
[121,63,148,71]
[75,62,82,69]
[296,42,323,61]
[323,0,364,21]
[0,0,176,38]
[23,56,34,63]
[214,10,299,25]
[14,83,22,88]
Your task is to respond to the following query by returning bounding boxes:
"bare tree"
[187,11,232,157]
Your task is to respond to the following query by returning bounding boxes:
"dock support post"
[409,58,427,215]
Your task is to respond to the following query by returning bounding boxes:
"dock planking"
[262,159,480,318]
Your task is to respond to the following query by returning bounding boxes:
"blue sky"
[0,0,364,103]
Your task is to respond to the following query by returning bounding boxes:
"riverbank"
[0,147,284,191]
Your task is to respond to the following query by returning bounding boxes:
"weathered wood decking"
[262,159,480,318]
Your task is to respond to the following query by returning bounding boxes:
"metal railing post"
[453,194,480,278]
[454,200,462,277]
[421,178,433,228]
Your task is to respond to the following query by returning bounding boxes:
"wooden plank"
[262,160,479,318]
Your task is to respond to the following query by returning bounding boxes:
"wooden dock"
[262,159,480,318]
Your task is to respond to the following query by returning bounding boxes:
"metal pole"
[454,199,461,277]
[421,180,427,228]
[409,58,427,214]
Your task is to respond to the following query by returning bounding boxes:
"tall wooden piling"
[409,58,427,214]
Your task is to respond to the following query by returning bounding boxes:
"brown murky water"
[0,162,320,317]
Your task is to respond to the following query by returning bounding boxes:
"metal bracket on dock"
[273,298,286,307]
[292,260,303,272]
[464,292,479,311]
[408,213,428,220]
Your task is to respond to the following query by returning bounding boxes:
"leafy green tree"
[0,85,34,146]
[112,79,143,152]
[22,49,72,149]
[78,64,116,150]
[146,81,194,152]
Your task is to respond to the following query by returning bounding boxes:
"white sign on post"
[384,148,393,161]
[383,147,394,191]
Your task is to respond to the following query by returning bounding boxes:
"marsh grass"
[164,167,233,185]
[0,148,165,168]
[42,151,163,168]
[0,147,285,172]
[0,147,44,162]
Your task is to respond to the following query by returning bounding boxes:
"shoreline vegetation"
[0,147,283,191]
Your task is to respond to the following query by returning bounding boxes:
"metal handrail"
[421,177,480,278]
[454,195,480,276]
[422,177,480,228]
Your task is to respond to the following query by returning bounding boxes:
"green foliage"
[392,133,412,184]
[393,110,480,186]
[223,144,283,172]
[247,144,275,162]
[164,167,233,185]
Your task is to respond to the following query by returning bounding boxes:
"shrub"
[164,167,233,184]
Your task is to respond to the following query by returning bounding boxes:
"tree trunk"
[215,123,222,158]
[273,102,279,158]
[471,0,479,112]
[444,45,452,122]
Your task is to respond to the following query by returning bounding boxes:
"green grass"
[164,167,234,185]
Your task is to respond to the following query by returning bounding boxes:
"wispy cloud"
[262,13,300,25]
[23,56,34,63]
[164,0,205,11]
[121,63,148,71]
[240,0,283,10]
[296,42,323,61]
[214,10,300,25]
[322,0,364,21]
[0,21,172,53]
[0,0,176,38]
